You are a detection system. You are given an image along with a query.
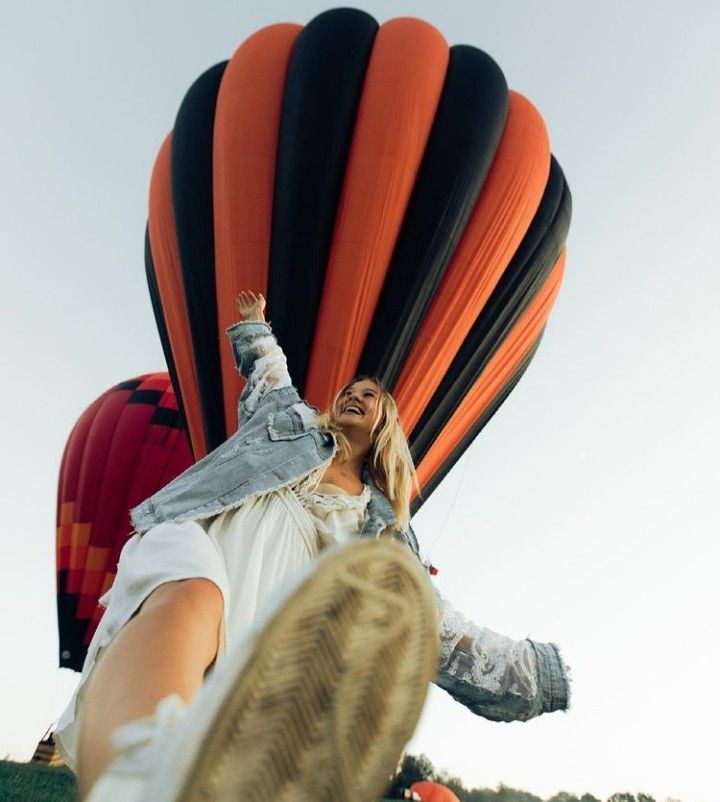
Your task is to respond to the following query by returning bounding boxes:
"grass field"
[0,760,77,802]
[0,759,397,801]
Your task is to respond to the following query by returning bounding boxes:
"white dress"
[54,467,371,772]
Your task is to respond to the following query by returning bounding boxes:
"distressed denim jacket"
[130,320,569,723]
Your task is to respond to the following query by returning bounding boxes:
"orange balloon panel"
[213,23,303,436]
[149,135,207,457]
[304,17,449,409]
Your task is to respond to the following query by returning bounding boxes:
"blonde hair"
[316,376,419,531]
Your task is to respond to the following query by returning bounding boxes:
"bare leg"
[76,577,224,800]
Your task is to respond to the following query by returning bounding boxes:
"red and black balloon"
[56,374,192,671]
[144,7,571,512]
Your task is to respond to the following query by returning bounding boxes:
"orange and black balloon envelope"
[144,7,571,510]
[410,780,461,802]
[56,374,193,671]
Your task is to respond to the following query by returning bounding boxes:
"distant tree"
[386,753,439,797]
[493,784,544,802]
[384,752,665,802]
[464,787,501,802]
[464,790,499,802]
[547,792,581,802]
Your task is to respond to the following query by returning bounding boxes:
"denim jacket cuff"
[225,319,273,338]
[529,640,570,713]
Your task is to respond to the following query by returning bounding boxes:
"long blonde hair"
[316,376,419,530]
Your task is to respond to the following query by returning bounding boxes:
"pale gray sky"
[2,3,719,801]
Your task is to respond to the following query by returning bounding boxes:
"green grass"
[0,760,396,801]
[0,760,77,802]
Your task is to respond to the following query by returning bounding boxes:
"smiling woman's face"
[335,379,382,437]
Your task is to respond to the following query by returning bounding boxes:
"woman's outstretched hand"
[236,291,266,322]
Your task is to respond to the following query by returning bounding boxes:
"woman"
[55,292,569,802]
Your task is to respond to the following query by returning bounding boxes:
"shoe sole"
[144,538,439,802]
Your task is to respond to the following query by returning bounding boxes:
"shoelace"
[109,693,188,775]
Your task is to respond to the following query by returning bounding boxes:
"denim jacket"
[130,320,569,723]
[130,320,418,552]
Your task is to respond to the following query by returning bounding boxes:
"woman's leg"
[75,577,224,800]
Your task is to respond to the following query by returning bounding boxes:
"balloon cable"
[418,442,474,559]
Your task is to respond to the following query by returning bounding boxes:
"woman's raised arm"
[226,292,293,425]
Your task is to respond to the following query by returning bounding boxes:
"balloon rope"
[421,442,474,555]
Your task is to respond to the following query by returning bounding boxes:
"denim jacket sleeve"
[225,319,293,427]
[431,585,570,722]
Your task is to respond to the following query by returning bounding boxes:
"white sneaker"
[129,538,438,802]
[85,694,188,801]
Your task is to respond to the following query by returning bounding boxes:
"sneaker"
[137,537,439,802]
[85,694,188,801]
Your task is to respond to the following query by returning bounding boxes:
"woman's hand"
[236,291,266,322]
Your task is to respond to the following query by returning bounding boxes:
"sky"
[1,2,719,801]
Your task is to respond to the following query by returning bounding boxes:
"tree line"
[385,753,688,802]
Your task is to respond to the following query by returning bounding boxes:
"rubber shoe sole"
[141,538,439,802]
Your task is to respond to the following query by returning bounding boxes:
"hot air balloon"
[411,780,461,802]
[144,6,571,512]
[56,373,193,671]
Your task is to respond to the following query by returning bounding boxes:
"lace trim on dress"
[433,587,539,703]
[299,484,370,511]
[291,466,325,496]
[288,469,370,551]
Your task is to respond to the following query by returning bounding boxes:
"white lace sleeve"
[432,585,570,722]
